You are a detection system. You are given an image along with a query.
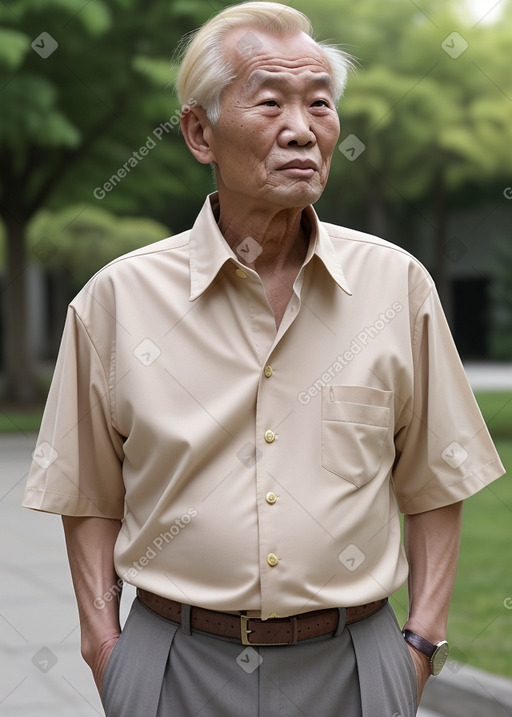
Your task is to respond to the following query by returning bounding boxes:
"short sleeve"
[22,306,125,518]
[393,286,505,514]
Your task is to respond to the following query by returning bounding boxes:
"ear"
[180,106,217,165]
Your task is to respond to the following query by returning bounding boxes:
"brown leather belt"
[137,589,387,646]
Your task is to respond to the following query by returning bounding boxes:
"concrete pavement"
[463,362,512,391]
[2,361,511,716]
[1,433,112,715]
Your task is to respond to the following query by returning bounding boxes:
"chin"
[280,184,323,207]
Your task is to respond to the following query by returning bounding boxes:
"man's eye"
[312,99,329,107]
[261,100,279,107]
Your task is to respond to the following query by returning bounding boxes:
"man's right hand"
[86,632,121,694]
[61,516,123,695]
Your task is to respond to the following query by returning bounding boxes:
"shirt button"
[264,430,276,443]
[269,612,278,618]
[264,365,273,378]
[267,553,279,567]
[235,268,248,279]
[266,491,278,505]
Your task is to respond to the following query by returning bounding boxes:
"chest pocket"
[321,385,392,487]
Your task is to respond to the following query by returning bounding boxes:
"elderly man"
[23,2,504,716]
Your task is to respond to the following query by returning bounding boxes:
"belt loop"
[180,604,192,635]
[290,616,298,645]
[333,607,347,636]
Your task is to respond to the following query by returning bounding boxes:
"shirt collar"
[301,204,352,296]
[189,192,352,301]
[189,193,236,301]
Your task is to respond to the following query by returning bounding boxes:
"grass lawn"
[2,388,511,675]
[0,407,44,433]
[474,390,512,439]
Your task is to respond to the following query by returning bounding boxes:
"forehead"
[222,28,333,89]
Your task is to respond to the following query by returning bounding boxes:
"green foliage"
[296,0,512,227]
[2,0,511,232]
[0,0,214,223]
[1,75,81,151]
[16,0,112,34]
[0,28,30,68]
[0,0,215,403]
[1,0,511,399]
[28,204,169,285]
[132,57,176,88]
[2,0,509,228]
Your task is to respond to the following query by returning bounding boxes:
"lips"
[279,159,318,171]
[278,159,318,178]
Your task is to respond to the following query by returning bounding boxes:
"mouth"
[277,160,318,179]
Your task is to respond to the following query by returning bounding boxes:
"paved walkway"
[1,364,511,715]
[1,433,109,715]
[463,362,512,391]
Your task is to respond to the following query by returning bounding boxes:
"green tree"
[0,0,217,403]
[27,205,169,355]
[298,0,512,316]
[29,204,169,285]
[2,0,511,404]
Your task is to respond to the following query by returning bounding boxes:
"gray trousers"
[101,598,417,717]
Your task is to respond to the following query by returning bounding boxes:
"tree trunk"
[2,218,39,405]
[367,171,388,238]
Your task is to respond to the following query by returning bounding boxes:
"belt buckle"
[240,615,294,646]
[240,615,255,645]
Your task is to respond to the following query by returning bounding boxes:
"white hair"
[175,1,353,123]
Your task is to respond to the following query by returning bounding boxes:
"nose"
[278,106,316,147]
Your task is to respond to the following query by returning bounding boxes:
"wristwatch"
[402,629,449,676]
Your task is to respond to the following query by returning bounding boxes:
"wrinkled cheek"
[320,161,332,185]
[264,172,281,188]
[259,165,280,187]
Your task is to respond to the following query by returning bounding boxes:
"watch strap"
[402,629,436,658]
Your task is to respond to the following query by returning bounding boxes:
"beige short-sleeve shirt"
[23,193,505,619]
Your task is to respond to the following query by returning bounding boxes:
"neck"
[213,192,311,275]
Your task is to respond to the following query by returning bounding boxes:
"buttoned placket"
[230,255,307,619]
[251,267,306,620]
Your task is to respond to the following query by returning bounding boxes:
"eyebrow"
[245,70,335,96]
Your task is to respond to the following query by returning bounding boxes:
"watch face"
[431,641,449,675]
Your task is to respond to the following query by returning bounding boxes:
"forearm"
[403,501,463,642]
[62,516,122,682]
